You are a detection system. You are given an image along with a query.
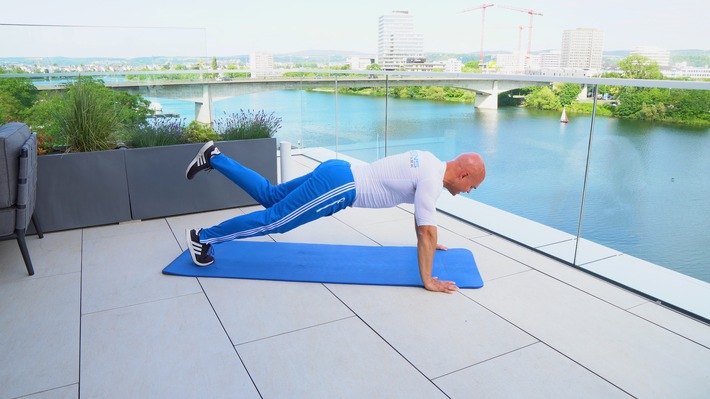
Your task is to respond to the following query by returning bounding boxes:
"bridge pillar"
[473,80,500,109]
[195,84,213,124]
[474,92,499,109]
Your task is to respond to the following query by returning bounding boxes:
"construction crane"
[498,5,543,66]
[515,25,526,72]
[458,4,495,64]
[490,25,527,73]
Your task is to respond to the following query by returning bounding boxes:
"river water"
[148,90,710,283]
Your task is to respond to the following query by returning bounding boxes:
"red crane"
[458,4,496,64]
[498,5,543,66]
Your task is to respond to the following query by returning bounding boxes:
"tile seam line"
[470,239,659,318]
[17,383,78,398]
[233,313,358,347]
[0,269,80,286]
[78,228,85,398]
[459,292,636,398]
[431,341,540,380]
[196,277,264,399]
[323,284,452,399]
[79,290,204,316]
[474,264,710,347]
[468,225,709,324]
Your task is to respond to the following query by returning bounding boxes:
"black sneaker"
[186,141,221,180]
[186,229,214,266]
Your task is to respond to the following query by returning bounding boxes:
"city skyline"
[1,0,708,59]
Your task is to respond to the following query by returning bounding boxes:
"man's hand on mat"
[424,276,459,294]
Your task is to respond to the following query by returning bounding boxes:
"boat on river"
[560,107,569,123]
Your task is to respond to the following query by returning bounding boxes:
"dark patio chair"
[0,123,43,275]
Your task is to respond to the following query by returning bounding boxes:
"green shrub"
[555,83,582,107]
[24,77,151,152]
[566,102,614,116]
[523,86,562,110]
[0,77,39,122]
[185,120,219,143]
[125,118,189,148]
[57,78,121,152]
[214,109,282,140]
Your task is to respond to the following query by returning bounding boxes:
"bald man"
[185,141,486,293]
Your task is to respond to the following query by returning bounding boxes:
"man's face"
[447,172,484,196]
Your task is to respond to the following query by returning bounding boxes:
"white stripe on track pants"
[199,154,356,244]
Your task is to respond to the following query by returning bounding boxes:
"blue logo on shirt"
[410,151,420,168]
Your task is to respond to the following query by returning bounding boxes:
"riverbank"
[314,86,477,104]
[313,84,710,127]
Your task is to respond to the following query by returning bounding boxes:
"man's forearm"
[415,223,458,293]
[416,224,438,287]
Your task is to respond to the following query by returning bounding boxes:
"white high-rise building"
[494,53,525,73]
[347,56,375,70]
[538,51,561,68]
[443,58,463,73]
[377,11,424,71]
[561,28,604,70]
[249,52,274,78]
[631,46,670,67]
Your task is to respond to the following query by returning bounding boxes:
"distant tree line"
[3,54,708,132]
[518,55,710,126]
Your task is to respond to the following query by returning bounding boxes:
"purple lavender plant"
[127,117,189,148]
[214,109,282,140]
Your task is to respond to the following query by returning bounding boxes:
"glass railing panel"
[374,72,463,161]
[352,74,589,264]
[0,24,206,81]
[244,69,382,161]
[577,87,710,285]
[0,23,211,125]
[293,71,338,153]
[326,72,387,162]
[211,77,304,148]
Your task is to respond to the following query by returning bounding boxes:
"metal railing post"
[573,84,600,265]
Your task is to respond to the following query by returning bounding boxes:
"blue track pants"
[199,154,356,244]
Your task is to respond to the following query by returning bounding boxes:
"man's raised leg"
[209,152,312,208]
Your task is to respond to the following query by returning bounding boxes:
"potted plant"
[32,77,136,232]
[29,77,279,232]
[124,114,278,220]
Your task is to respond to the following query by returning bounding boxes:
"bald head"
[443,152,486,196]
[457,152,486,182]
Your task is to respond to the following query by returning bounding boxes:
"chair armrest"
[16,133,37,230]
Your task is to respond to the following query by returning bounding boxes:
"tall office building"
[560,28,604,70]
[538,51,561,69]
[631,46,670,67]
[249,52,274,78]
[377,11,424,71]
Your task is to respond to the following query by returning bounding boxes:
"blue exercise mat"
[163,241,483,288]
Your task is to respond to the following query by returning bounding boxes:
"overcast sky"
[1,0,708,58]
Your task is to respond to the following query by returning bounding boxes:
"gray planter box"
[125,138,277,220]
[34,138,277,232]
[35,149,132,232]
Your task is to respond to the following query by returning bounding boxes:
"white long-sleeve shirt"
[350,150,446,226]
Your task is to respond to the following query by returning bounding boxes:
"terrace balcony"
[1,151,708,398]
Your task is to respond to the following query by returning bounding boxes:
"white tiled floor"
[1,155,709,399]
